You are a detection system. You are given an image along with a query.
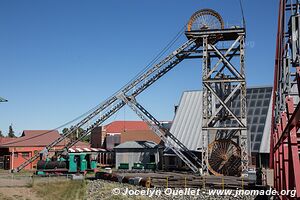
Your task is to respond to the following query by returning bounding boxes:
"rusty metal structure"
[271,0,300,198]
[185,9,248,176]
[14,9,248,177]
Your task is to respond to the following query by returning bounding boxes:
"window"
[250,101,256,107]
[254,108,261,115]
[253,143,260,151]
[248,108,254,115]
[266,88,272,93]
[14,153,18,158]
[252,117,259,124]
[232,101,237,107]
[252,89,259,93]
[259,116,266,124]
[250,125,257,132]
[265,93,271,98]
[231,121,238,126]
[263,100,270,106]
[234,109,240,115]
[256,100,262,107]
[258,94,264,99]
[22,152,29,158]
[256,134,263,142]
[257,125,264,132]
[247,117,251,123]
[261,108,268,115]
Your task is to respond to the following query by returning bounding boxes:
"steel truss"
[186,28,248,176]
[272,0,300,198]
[117,93,202,173]
[15,13,249,177]
[14,38,199,172]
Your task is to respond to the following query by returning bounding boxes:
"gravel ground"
[86,179,259,200]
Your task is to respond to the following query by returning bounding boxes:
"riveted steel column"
[239,34,248,176]
[202,35,210,175]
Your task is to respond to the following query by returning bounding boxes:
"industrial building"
[3,2,299,199]
[91,86,273,171]
[90,121,167,150]
[0,130,90,170]
[168,86,272,169]
[114,141,163,170]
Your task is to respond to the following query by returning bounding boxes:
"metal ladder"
[14,38,198,172]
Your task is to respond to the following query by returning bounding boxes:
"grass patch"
[32,180,86,200]
[0,193,14,200]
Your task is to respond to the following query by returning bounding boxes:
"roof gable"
[0,130,65,147]
[104,121,150,133]
[0,137,16,145]
[0,130,91,149]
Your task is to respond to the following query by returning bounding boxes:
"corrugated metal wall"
[115,149,159,169]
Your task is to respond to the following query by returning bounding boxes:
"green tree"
[62,126,88,142]
[0,130,3,137]
[62,128,69,134]
[62,126,85,139]
[8,124,16,138]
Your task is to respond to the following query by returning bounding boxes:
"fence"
[0,173,73,188]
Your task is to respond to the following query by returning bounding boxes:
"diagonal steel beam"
[117,92,201,173]
[209,44,243,79]
[206,83,241,126]
[204,82,245,127]
[206,36,241,78]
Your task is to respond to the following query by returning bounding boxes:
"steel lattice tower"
[14,9,249,176]
[186,10,249,176]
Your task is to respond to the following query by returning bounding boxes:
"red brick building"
[90,121,170,150]
[0,130,89,170]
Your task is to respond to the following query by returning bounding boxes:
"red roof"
[104,121,150,133]
[0,137,16,145]
[0,130,90,148]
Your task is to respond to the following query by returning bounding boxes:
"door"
[4,155,10,170]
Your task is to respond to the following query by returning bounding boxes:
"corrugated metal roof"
[0,130,66,147]
[0,130,90,148]
[114,141,159,149]
[120,130,161,144]
[169,88,273,153]
[169,91,203,151]
[0,137,16,145]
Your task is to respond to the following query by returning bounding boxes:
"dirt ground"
[0,174,86,200]
[0,187,40,200]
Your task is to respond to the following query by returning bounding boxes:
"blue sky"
[0,0,278,135]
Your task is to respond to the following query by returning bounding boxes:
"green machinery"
[36,152,98,175]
